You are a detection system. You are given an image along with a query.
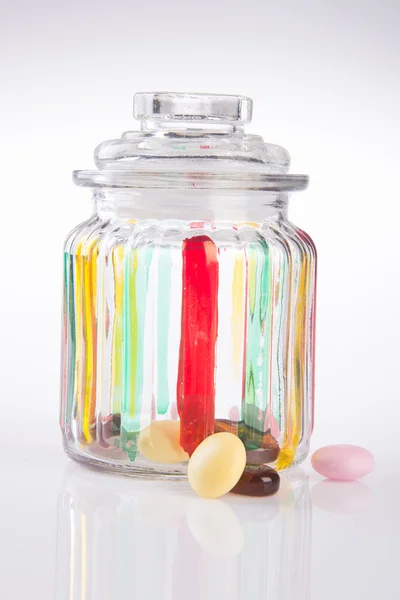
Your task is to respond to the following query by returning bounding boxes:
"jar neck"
[139,119,244,134]
[93,190,289,223]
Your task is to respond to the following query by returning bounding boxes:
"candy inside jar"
[60,92,316,475]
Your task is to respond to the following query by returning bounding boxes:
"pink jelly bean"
[311,445,374,481]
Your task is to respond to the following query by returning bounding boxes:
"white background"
[2,0,399,456]
[1,2,399,598]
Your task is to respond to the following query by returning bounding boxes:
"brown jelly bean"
[214,419,280,460]
[230,466,280,497]
[244,426,280,452]
[97,413,121,447]
[246,444,280,465]
[112,413,121,433]
[214,419,240,436]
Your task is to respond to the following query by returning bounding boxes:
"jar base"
[63,439,308,478]
[63,440,188,479]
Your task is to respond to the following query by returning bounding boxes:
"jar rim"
[73,170,309,192]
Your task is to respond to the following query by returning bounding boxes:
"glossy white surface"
[1,434,398,600]
[2,1,399,597]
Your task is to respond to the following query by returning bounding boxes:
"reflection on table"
[56,465,312,600]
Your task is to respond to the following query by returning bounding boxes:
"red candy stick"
[177,235,219,455]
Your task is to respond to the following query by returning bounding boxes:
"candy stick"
[177,235,219,455]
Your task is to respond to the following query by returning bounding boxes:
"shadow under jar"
[60,92,317,476]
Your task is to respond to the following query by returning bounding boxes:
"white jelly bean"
[188,432,246,499]
[138,420,189,464]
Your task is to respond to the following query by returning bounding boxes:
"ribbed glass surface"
[61,217,316,474]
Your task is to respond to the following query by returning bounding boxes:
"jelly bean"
[112,413,121,433]
[230,466,280,497]
[246,444,280,465]
[137,428,162,463]
[214,418,240,436]
[102,413,121,437]
[188,432,246,499]
[214,419,280,456]
[311,445,374,481]
[138,420,189,464]
[244,426,278,451]
[87,440,127,460]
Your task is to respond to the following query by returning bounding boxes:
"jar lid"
[73,92,308,192]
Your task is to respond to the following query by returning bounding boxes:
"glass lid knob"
[133,92,253,124]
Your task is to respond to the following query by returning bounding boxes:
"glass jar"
[60,92,317,475]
